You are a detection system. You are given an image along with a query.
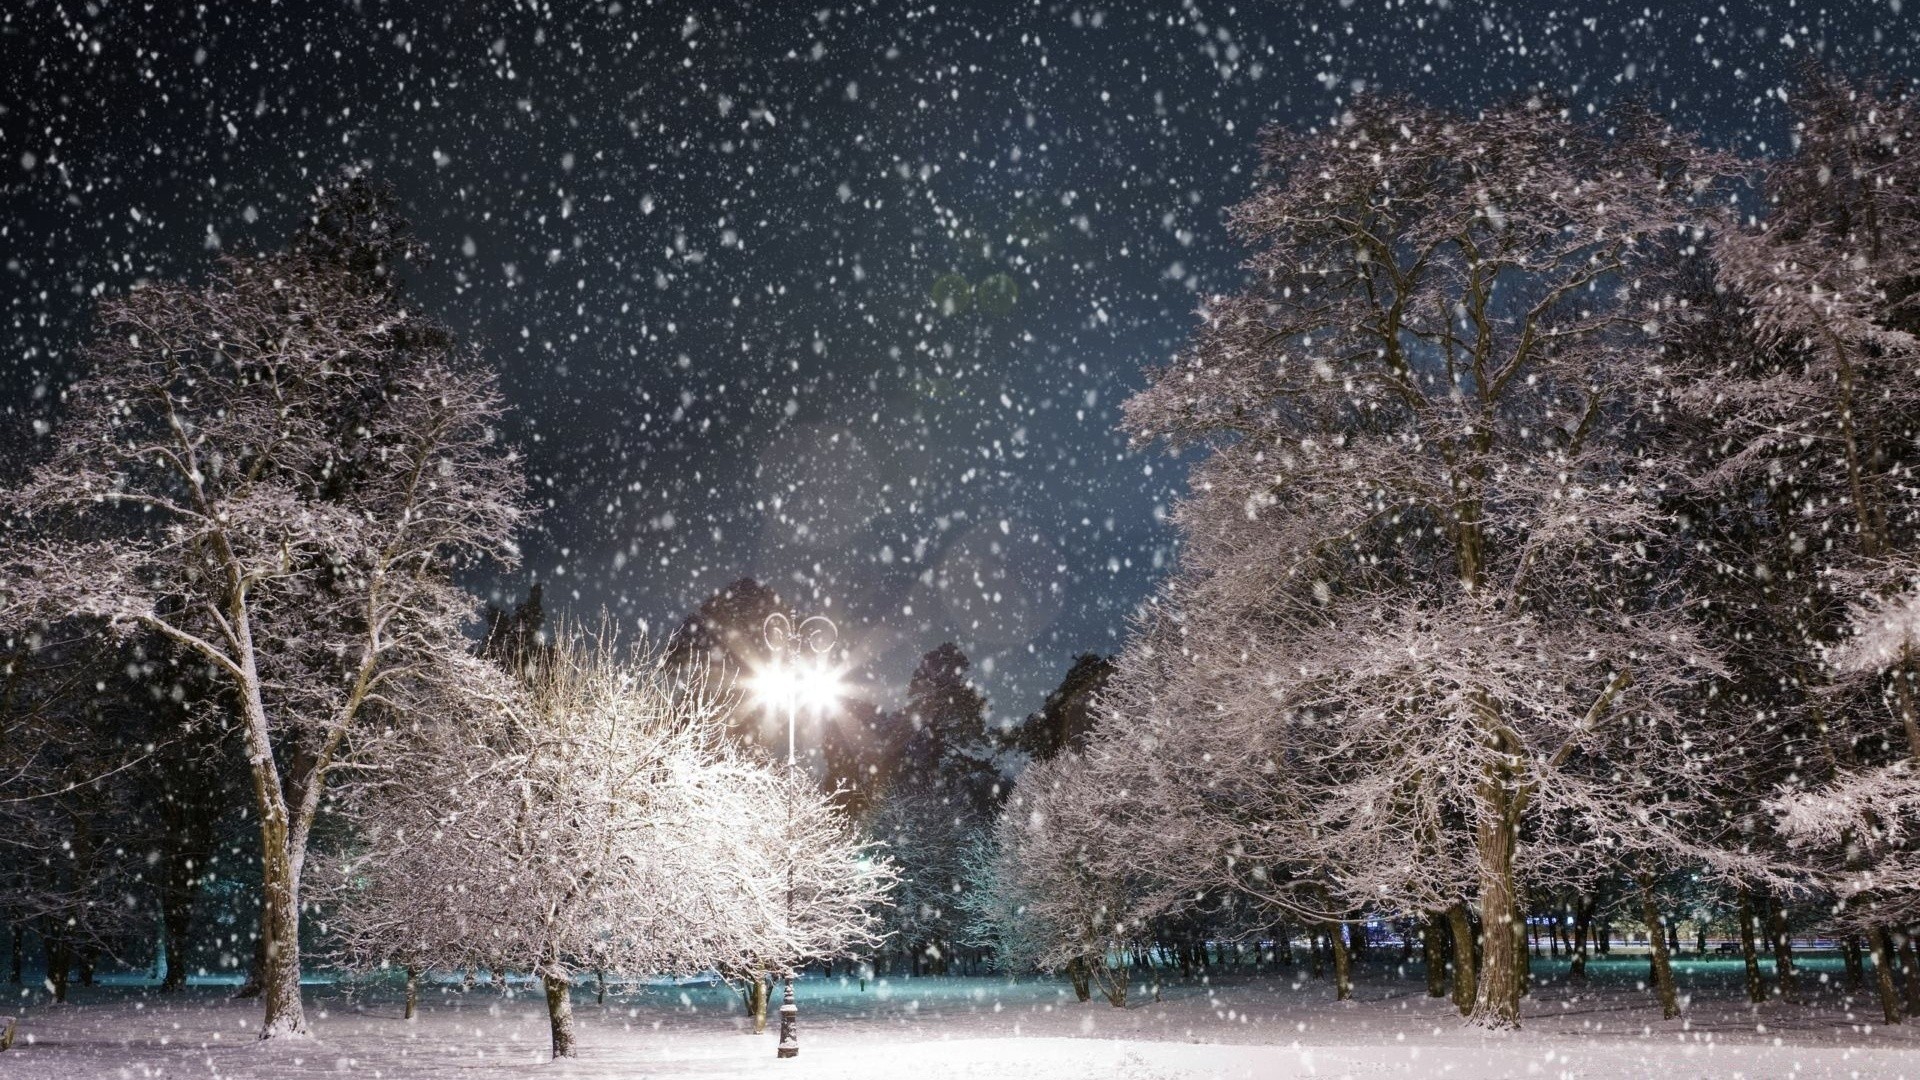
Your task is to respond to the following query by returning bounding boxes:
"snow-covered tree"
[320,624,892,1059]
[0,174,527,1037]
[1675,71,1920,1024]
[868,643,1001,974]
[973,752,1149,1006]
[1105,95,1737,1027]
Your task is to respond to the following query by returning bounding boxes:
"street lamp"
[754,611,841,1060]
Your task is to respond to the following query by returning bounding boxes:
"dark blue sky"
[4,0,1913,718]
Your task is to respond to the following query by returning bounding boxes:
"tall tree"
[1698,72,1920,1019]
[1,174,526,1036]
[899,643,999,811]
[1108,95,1734,1027]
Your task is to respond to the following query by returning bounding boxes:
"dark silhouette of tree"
[481,583,549,675]
[1011,653,1112,763]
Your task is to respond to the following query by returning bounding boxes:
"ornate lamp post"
[758,611,839,1060]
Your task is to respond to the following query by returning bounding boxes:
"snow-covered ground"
[2,955,1915,1079]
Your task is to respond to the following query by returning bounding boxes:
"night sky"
[4,0,1914,719]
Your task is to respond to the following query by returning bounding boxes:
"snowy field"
[3,956,1916,1079]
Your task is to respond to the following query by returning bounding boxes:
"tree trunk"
[1868,927,1904,1025]
[1570,900,1591,983]
[1901,932,1920,1017]
[1513,899,1530,998]
[1736,888,1765,1004]
[43,923,69,1004]
[229,641,310,1039]
[1308,929,1325,980]
[1422,914,1447,998]
[156,785,213,995]
[1638,876,1679,1020]
[1446,902,1477,1016]
[595,967,606,1006]
[234,931,265,999]
[1842,935,1866,992]
[1330,923,1352,1001]
[1767,898,1800,1004]
[1067,957,1092,1003]
[543,972,576,1059]
[257,841,306,1038]
[405,965,420,1020]
[1467,790,1522,1029]
[8,924,21,985]
[161,887,194,992]
[746,975,770,1033]
[1092,956,1129,1008]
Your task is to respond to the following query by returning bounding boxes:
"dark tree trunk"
[1637,876,1679,1020]
[405,965,420,1020]
[234,932,265,1000]
[1868,927,1904,1025]
[1331,923,1353,1001]
[1767,898,1800,1004]
[156,775,215,996]
[1068,956,1093,1002]
[1446,902,1477,1016]
[160,891,194,992]
[1570,900,1592,983]
[1513,899,1530,998]
[43,922,69,1004]
[8,924,21,985]
[1902,932,1920,1017]
[1842,935,1866,992]
[1736,888,1765,1004]
[1423,914,1447,998]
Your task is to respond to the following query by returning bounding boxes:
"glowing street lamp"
[754,612,841,1060]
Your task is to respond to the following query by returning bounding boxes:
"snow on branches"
[0,175,527,1038]
[319,624,893,1059]
[1101,95,1738,1028]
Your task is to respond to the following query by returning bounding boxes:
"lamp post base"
[776,977,798,1058]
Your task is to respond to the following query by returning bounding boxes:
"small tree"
[978,754,1146,1006]
[322,625,892,1059]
